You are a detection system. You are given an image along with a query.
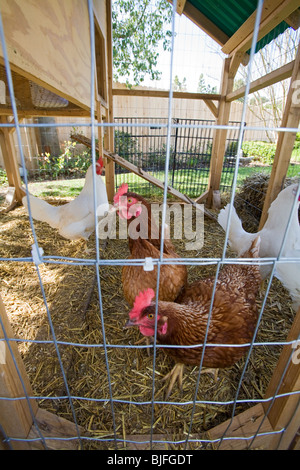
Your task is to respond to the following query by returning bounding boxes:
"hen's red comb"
[129,288,155,319]
[113,183,128,205]
[96,156,104,175]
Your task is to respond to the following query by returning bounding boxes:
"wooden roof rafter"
[171,1,230,47]
[226,59,295,102]
[171,1,300,58]
[222,0,300,56]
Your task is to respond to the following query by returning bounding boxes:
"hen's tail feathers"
[22,194,60,228]
[218,204,256,255]
[218,204,244,237]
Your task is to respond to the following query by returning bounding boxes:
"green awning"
[187,0,290,52]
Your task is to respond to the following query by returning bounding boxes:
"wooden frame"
[0,294,84,450]
[222,0,300,56]
[0,0,115,204]
[0,0,299,450]
[259,41,300,228]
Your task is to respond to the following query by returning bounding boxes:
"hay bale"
[234,173,299,232]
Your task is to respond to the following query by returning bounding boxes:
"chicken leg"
[162,364,219,399]
[163,363,184,399]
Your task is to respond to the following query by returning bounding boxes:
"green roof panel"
[188,0,290,53]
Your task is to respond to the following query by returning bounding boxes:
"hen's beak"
[124,318,137,329]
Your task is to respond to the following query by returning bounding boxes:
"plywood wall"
[0,0,97,110]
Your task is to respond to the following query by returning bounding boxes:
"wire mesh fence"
[114,117,243,197]
[0,0,300,451]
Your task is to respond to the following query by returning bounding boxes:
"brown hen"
[125,236,261,398]
[113,183,187,306]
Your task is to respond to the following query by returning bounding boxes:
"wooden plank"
[222,0,300,56]
[207,403,274,450]
[0,187,18,214]
[0,294,38,450]
[181,1,229,47]
[263,307,300,450]
[259,42,300,229]
[0,0,92,111]
[112,88,221,101]
[226,60,295,102]
[27,408,85,450]
[70,133,216,219]
[228,51,247,79]
[195,189,209,203]
[0,107,91,117]
[176,0,187,16]
[203,99,218,118]
[0,117,25,202]
[105,0,115,202]
[207,57,233,208]
[285,7,300,29]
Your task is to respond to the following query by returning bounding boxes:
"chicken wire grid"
[0,0,300,451]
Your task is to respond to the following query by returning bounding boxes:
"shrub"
[36,141,93,180]
[0,168,8,186]
[241,141,276,165]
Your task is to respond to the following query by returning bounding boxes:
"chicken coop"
[0,0,300,451]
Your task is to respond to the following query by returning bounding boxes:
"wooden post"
[0,293,85,450]
[206,57,234,208]
[0,117,25,203]
[259,42,300,229]
[104,0,115,202]
[0,294,38,450]
[262,307,300,450]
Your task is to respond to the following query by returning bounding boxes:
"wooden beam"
[226,60,295,102]
[105,0,115,202]
[0,117,25,203]
[207,57,233,209]
[263,307,300,450]
[27,408,85,450]
[228,51,248,79]
[181,1,229,47]
[71,133,216,220]
[222,0,300,56]
[195,189,209,203]
[0,107,91,117]
[112,88,221,101]
[0,294,38,450]
[285,7,300,29]
[203,99,218,118]
[259,43,300,229]
[176,0,187,15]
[0,293,85,450]
[207,403,274,450]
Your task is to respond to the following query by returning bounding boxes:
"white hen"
[275,247,300,312]
[22,157,109,241]
[218,183,300,281]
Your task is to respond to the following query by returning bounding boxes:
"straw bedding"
[233,173,299,232]
[0,195,295,450]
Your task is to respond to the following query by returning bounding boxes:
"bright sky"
[148,13,225,92]
[122,10,225,93]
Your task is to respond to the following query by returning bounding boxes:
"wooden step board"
[71,133,215,220]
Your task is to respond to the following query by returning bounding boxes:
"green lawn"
[1,163,299,200]
[27,178,87,198]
